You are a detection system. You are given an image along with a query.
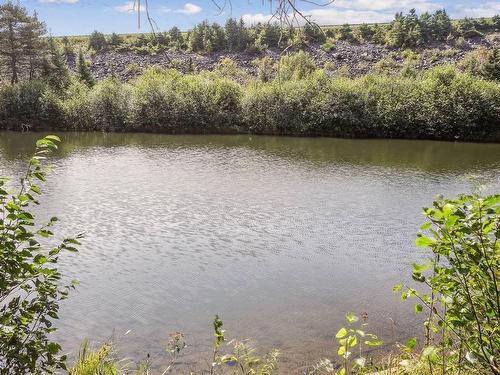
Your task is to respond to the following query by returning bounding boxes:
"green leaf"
[421,346,439,363]
[412,263,430,273]
[47,343,61,354]
[392,284,402,292]
[415,304,423,314]
[347,335,357,347]
[415,235,435,248]
[420,222,432,230]
[44,135,61,142]
[365,339,383,346]
[406,337,417,350]
[336,328,347,339]
[345,312,359,324]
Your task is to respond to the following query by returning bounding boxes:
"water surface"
[1,132,499,373]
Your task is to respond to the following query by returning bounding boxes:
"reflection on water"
[1,131,499,373]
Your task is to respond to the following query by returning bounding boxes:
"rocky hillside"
[83,36,499,81]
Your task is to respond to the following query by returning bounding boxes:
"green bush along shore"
[1,63,499,141]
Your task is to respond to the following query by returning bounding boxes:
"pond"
[1,132,499,373]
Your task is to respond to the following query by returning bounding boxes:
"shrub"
[0,80,63,130]
[214,57,248,81]
[129,68,242,133]
[241,72,327,134]
[109,32,123,47]
[277,51,317,81]
[320,38,336,52]
[0,135,81,373]
[80,78,131,131]
[88,30,108,52]
[396,192,500,374]
[254,56,275,83]
[337,24,355,43]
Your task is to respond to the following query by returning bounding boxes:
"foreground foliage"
[396,192,500,374]
[0,136,81,374]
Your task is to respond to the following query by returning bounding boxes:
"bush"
[88,30,108,52]
[277,51,316,81]
[129,68,242,133]
[0,80,63,130]
[87,78,131,131]
[396,192,500,374]
[241,72,327,134]
[254,56,275,83]
[0,136,81,373]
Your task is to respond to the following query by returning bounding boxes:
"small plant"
[163,332,187,373]
[334,312,383,375]
[67,341,117,375]
[395,191,500,374]
[321,38,336,52]
[0,135,82,373]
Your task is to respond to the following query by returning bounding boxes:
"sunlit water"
[1,132,499,373]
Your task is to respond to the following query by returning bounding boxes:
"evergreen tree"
[61,35,74,61]
[109,32,123,47]
[225,18,248,52]
[77,48,95,87]
[337,23,354,42]
[0,2,46,84]
[483,48,500,81]
[430,10,452,41]
[356,23,374,42]
[168,26,184,49]
[303,22,326,43]
[41,38,70,91]
[88,30,108,52]
[20,10,46,80]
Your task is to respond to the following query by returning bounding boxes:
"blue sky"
[17,0,500,36]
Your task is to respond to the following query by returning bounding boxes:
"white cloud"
[174,3,202,15]
[332,0,443,13]
[306,8,394,25]
[241,13,273,25]
[115,1,144,13]
[242,0,445,26]
[453,2,500,18]
[38,0,78,3]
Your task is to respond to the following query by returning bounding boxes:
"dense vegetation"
[0,63,499,141]
[82,10,500,54]
[1,3,499,141]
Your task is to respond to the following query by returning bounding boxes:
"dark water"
[1,132,499,373]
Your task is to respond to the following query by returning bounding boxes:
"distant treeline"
[83,10,500,55]
[1,61,499,141]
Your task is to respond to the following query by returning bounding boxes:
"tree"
[225,18,248,52]
[21,11,46,80]
[109,32,123,47]
[0,135,81,374]
[356,23,374,43]
[429,9,452,41]
[386,9,424,48]
[88,30,108,52]
[303,22,326,43]
[41,38,70,92]
[77,48,95,87]
[337,23,355,42]
[483,48,500,81]
[0,2,46,84]
[168,26,184,49]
